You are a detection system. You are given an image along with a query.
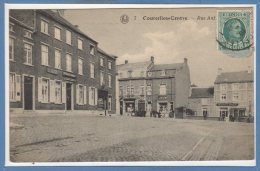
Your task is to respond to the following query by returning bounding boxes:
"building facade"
[117,57,191,117]
[147,58,191,118]
[9,9,117,114]
[214,70,254,121]
[187,87,217,119]
[117,57,154,115]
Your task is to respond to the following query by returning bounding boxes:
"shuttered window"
[41,78,49,103]
[55,81,62,103]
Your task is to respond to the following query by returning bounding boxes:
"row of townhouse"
[188,69,254,121]
[9,9,117,114]
[116,57,191,117]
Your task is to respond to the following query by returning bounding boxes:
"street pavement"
[9,113,254,162]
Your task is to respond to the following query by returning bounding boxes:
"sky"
[63,8,254,87]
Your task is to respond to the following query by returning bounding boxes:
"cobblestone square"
[9,113,254,162]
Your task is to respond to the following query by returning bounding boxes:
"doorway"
[66,83,72,110]
[24,76,33,110]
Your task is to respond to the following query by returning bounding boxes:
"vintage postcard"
[6,5,256,166]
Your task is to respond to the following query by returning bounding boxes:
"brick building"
[117,57,191,117]
[117,57,154,115]
[187,87,217,120]
[214,69,254,121]
[147,58,191,118]
[9,9,117,114]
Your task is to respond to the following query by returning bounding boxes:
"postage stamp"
[217,10,254,57]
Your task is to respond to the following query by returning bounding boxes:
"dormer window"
[161,70,166,76]
[128,70,132,78]
[9,23,14,32]
[90,44,95,55]
[24,30,32,39]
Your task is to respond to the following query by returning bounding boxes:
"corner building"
[214,70,254,121]
[9,10,117,114]
[117,57,191,117]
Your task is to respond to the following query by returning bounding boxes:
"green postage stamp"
[217,10,254,57]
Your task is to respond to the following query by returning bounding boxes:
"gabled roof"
[215,71,253,84]
[190,87,214,98]
[117,61,152,71]
[38,10,97,44]
[151,63,183,71]
[97,48,117,60]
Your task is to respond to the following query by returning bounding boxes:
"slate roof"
[117,61,152,71]
[97,48,117,60]
[38,10,97,43]
[151,63,183,71]
[215,71,253,84]
[190,87,214,98]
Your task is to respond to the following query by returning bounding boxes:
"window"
[90,44,95,55]
[66,30,71,45]
[127,86,130,95]
[9,37,14,60]
[78,85,84,104]
[148,72,152,77]
[55,81,62,103]
[9,23,14,32]
[100,71,104,85]
[66,54,72,72]
[41,20,48,34]
[55,49,61,69]
[221,94,226,101]
[161,70,166,76]
[24,30,32,39]
[233,93,239,101]
[90,63,95,78]
[232,83,239,90]
[108,74,112,87]
[100,58,104,66]
[220,84,227,91]
[42,78,49,103]
[41,44,49,66]
[140,71,145,77]
[108,61,112,70]
[128,70,132,78]
[54,27,61,40]
[108,96,112,111]
[140,86,144,95]
[147,85,152,95]
[24,43,32,65]
[78,58,83,75]
[160,84,166,95]
[9,73,15,101]
[89,87,97,105]
[130,87,134,95]
[119,86,123,96]
[248,83,253,89]
[78,38,83,50]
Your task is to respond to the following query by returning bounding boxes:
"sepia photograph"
[6,5,255,166]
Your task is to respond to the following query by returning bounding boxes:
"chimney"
[217,68,222,75]
[184,58,188,64]
[125,60,128,64]
[150,56,154,63]
[248,66,252,73]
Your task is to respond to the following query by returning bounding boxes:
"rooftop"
[151,63,184,71]
[117,61,152,71]
[215,71,253,84]
[97,48,117,60]
[38,10,97,44]
[190,87,214,98]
